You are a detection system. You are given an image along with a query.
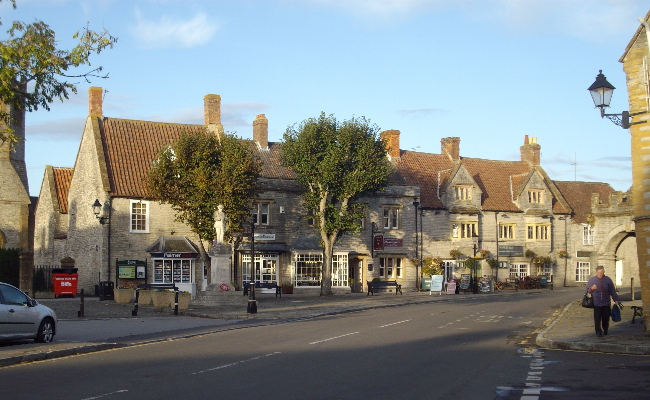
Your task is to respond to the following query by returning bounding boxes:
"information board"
[446,280,456,295]
[480,277,492,293]
[460,274,472,290]
[430,275,444,294]
[117,260,146,279]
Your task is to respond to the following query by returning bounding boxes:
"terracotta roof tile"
[555,181,614,224]
[51,167,73,214]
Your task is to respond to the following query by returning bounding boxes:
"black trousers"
[593,305,611,334]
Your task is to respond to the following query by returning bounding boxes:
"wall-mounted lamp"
[92,199,109,225]
[588,70,630,129]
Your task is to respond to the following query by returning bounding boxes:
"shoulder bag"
[582,292,594,308]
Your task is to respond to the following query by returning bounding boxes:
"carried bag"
[582,293,594,308]
[611,303,622,322]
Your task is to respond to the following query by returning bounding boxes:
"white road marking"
[190,352,281,375]
[81,390,128,400]
[309,332,359,345]
[379,320,410,328]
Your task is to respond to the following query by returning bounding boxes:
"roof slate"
[52,167,73,214]
[555,181,614,224]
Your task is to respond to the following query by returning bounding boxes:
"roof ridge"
[103,117,204,128]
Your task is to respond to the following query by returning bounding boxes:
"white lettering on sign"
[164,253,182,258]
[61,282,72,286]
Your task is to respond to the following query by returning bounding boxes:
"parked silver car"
[0,282,57,343]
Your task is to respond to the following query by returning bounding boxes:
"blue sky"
[3,0,648,196]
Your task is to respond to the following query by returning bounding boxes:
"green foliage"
[449,249,462,259]
[525,249,536,259]
[0,2,117,146]
[281,112,392,295]
[146,130,261,245]
[464,258,476,270]
[415,256,444,276]
[0,247,20,287]
[486,258,498,268]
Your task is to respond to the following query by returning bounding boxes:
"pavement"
[1,287,648,368]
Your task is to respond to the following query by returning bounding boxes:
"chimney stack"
[204,94,221,125]
[441,137,460,161]
[381,130,401,160]
[520,136,540,166]
[89,87,103,116]
[253,114,268,148]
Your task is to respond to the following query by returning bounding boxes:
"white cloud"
[130,7,218,49]
[26,117,86,141]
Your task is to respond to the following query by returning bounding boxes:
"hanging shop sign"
[373,235,384,251]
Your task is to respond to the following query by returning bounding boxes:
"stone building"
[0,101,31,250]
[619,9,650,330]
[33,88,638,297]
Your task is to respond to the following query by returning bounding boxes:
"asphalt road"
[1,290,648,400]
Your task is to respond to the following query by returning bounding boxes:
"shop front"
[146,236,199,296]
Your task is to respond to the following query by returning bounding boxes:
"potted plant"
[282,282,294,294]
[137,288,152,305]
[525,249,536,259]
[152,289,171,307]
[114,287,133,304]
[557,249,568,259]
[486,258,498,269]
[421,256,444,277]
[169,291,191,310]
[479,249,489,259]
[449,249,462,259]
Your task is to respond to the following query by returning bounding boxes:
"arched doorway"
[597,225,638,288]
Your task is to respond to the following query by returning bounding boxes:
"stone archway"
[596,224,637,287]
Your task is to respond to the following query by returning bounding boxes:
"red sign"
[373,235,384,251]
[446,280,457,295]
[52,274,78,295]
[383,238,403,247]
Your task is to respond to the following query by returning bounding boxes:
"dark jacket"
[586,275,619,307]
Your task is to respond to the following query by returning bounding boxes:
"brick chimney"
[381,130,401,160]
[441,137,460,161]
[520,136,541,166]
[89,87,103,116]
[253,114,268,149]
[204,94,224,136]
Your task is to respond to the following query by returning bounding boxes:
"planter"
[137,289,152,305]
[282,286,294,294]
[152,290,171,307]
[114,288,133,304]
[169,292,191,310]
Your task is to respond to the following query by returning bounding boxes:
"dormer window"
[527,190,544,204]
[454,185,472,201]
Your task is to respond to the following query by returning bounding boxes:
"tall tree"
[281,113,392,296]
[0,0,117,147]
[146,129,261,273]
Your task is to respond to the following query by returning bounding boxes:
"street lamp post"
[247,221,257,314]
[588,70,631,129]
[413,198,420,291]
[472,235,479,294]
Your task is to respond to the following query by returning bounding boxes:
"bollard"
[515,278,519,292]
[174,290,179,316]
[132,288,140,317]
[631,277,635,301]
[550,275,554,291]
[78,289,85,318]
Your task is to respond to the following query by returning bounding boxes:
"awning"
[146,236,199,256]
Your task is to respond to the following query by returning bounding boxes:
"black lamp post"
[413,198,420,291]
[588,70,630,129]
[247,221,257,313]
[472,233,479,294]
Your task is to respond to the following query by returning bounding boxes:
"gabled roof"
[51,167,73,214]
[145,235,199,253]
[619,9,650,63]
[555,181,615,224]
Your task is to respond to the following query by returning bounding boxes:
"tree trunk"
[321,238,334,296]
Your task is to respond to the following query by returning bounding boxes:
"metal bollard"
[78,289,85,318]
[174,290,179,316]
[132,288,139,317]
[631,278,635,301]
[550,275,554,291]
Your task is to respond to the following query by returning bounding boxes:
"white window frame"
[527,190,545,204]
[509,263,529,279]
[583,224,594,245]
[379,257,402,279]
[454,185,472,201]
[291,252,349,287]
[451,222,478,239]
[499,224,515,240]
[253,201,271,226]
[130,200,149,233]
[382,206,401,230]
[576,262,590,282]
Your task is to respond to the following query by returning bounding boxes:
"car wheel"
[36,318,55,343]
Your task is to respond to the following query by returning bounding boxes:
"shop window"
[451,222,477,239]
[130,200,149,233]
[253,201,271,225]
[153,259,193,284]
[527,190,545,204]
[454,185,472,201]
[526,224,549,241]
[499,224,515,240]
[583,224,594,245]
[383,206,401,230]
[576,262,590,282]
[509,263,529,279]
[291,252,349,287]
[379,257,402,279]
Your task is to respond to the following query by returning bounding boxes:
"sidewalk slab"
[536,300,650,355]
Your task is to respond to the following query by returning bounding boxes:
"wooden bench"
[132,283,179,316]
[367,280,402,296]
[242,282,281,298]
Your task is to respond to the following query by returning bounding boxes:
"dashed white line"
[190,352,281,375]
[309,332,359,345]
[379,320,411,328]
[81,390,128,400]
